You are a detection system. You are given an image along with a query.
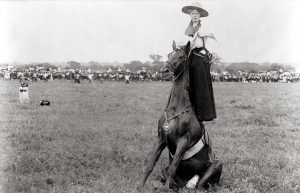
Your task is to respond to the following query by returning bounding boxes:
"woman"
[182,2,217,163]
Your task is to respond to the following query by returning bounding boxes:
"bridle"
[166,49,188,81]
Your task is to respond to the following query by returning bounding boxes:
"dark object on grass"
[46,178,55,187]
[40,100,50,106]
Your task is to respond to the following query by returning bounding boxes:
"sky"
[0,0,300,68]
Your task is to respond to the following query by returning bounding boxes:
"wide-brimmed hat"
[182,2,209,17]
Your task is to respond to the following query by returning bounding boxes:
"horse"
[140,41,222,190]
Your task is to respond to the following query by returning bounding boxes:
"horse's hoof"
[155,175,166,184]
[186,175,200,190]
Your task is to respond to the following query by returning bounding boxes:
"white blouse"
[177,30,215,50]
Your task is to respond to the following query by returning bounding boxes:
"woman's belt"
[193,47,209,56]
[192,47,212,64]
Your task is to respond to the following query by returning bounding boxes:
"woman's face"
[189,9,201,23]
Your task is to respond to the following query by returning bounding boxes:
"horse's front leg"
[140,137,166,187]
[165,137,189,188]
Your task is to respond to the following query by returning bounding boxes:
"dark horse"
[140,41,222,190]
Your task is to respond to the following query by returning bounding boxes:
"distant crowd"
[0,67,170,83]
[1,66,299,83]
[212,71,300,83]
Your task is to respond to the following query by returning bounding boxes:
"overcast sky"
[1,0,300,67]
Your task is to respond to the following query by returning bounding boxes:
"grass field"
[0,79,299,193]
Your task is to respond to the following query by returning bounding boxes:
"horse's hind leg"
[207,136,215,164]
[201,123,215,164]
[197,160,222,189]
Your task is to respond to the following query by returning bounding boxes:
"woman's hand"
[210,33,217,41]
[196,31,217,41]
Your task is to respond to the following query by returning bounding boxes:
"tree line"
[5,53,296,74]
[211,62,295,74]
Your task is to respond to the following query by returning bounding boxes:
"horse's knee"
[212,160,222,169]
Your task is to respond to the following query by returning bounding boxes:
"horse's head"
[161,41,191,76]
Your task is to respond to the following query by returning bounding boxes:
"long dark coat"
[188,48,217,121]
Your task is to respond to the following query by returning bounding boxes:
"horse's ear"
[172,40,176,51]
[185,41,191,56]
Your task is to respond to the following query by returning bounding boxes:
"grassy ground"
[0,79,299,193]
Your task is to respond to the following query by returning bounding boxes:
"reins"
[164,108,190,123]
[173,65,185,81]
